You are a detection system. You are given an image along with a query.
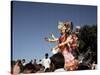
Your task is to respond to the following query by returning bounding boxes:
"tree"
[79,25,97,64]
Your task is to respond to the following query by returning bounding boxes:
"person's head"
[39,59,41,62]
[16,60,22,66]
[64,21,73,34]
[22,59,25,63]
[34,59,37,63]
[58,21,66,34]
[30,60,33,64]
[45,53,49,59]
[58,21,73,35]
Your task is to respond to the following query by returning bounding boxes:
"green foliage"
[79,25,97,63]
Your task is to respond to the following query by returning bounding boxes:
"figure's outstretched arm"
[45,37,58,42]
[45,33,58,42]
[51,33,56,40]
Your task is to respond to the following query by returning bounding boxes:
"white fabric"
[54,68,66,72]
[22,63,26,66]
[52,47,59,54]
[76,26,81,29]
[42,58,51,69]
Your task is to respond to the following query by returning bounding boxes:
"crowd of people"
[11,53,52,75]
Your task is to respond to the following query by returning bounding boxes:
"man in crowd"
[41,53,51,72]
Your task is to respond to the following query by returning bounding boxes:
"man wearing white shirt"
[42,53,51,72]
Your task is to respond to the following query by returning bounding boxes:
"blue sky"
[12,1,97,62]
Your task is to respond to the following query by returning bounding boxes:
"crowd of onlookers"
[11,53,97,75]
[11,53,52,75]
